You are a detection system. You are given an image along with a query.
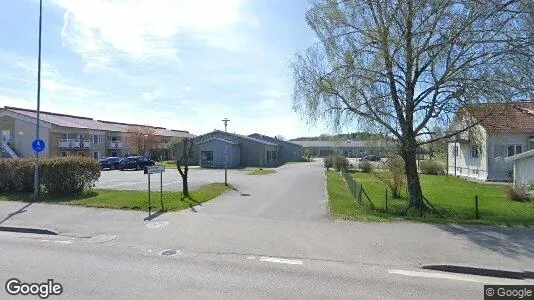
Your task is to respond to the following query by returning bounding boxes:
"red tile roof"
[462,102,534,133]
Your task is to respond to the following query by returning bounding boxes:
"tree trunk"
[402,148,424,208]
[182,173,189,197]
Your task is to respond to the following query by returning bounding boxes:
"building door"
[93,151,100,160]
[1,130,11,144]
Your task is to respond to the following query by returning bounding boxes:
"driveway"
[192,160,328,222]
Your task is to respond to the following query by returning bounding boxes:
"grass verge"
[0,183,231,212]
[248,169,276,175]
[327,170,534,226]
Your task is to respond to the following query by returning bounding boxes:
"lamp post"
[18,132,23,154]
[33,0,43,201]
[222,118,230,185]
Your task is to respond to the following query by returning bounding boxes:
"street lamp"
[222,118,230,185]
[18,132,23,154]
[33,0,43,200]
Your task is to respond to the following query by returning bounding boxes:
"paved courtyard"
[95,167,251,191]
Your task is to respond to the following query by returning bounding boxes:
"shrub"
[0,157,101,195]
[419,160,444,175]
[40,156,101,195]
[324,155,334,169]
[373,155,406,198]
[505,185,532,202]
[0,158,34,193]
[333,155,349,171]
[359,161,373,173]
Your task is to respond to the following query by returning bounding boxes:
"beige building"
[0,106,194,160]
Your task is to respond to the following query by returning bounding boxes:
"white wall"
[486,133,531,181]
[447,126,488,180]
[514,156,534,186]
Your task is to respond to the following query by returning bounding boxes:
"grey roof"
[196,130,278,146]
[98,120,194,138]
[248,133,303,147]
[3,106,193,138]
[196,138,239,145]
[6,107,122,131]
[291,140,384,148]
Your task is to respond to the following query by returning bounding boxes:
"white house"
[504,149,534,187]
[447,102,534,182]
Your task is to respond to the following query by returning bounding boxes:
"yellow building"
[0,106,193,160]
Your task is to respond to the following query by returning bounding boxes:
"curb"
[0,226,58,236]
[422,264,533,279]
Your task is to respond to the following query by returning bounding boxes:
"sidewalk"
[1,200,533,273]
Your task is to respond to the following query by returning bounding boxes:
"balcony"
[58,139,92,149]
[107,141,124,149]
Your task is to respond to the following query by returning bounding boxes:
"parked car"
[118,156,155,171]
[99,157,121,170]
[359,155,381,162]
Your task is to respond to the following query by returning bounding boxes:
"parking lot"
[95,168,250,191]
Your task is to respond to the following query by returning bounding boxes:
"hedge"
[0,157,100,195]
[324,155,349,171]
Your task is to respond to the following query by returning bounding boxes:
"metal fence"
[338,167,533,223]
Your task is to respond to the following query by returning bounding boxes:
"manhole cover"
[160,249,181,257]
[87,234,117,244]
[146,221,169,229]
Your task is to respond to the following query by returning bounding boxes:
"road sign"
[144,165,165,174]
[32,139,46,152]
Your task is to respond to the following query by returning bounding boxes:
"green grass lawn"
[327,170,534,225]
[0,183,231,212]
[156,160,177,169]
[248,169,276,175]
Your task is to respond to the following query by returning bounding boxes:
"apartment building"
[0,106,193,160]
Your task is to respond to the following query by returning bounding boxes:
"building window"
[470,146,479,159]
[61,151,68,157]
[92,134,102,144]
[453,145,459,158]
[201,151,213,165]
[93,151,99,160]
[267,150,271,163]
[507,145,523,157]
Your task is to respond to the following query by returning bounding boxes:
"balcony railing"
[58,139,91,148]
[107,141,123,149]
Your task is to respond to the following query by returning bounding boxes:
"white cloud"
[51,0,254,69]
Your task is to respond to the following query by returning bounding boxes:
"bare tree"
[171,137,195,197]
[124,126,158,155]
[292,0,533,208]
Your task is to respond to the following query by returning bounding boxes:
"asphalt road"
[2,232,527,300]
[191,160,328,221]
[2,160,533,299]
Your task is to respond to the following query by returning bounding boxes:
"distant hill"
[291,132,394,142]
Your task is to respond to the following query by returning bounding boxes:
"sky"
[0,0,333,139]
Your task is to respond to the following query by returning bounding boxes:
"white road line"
[388,269,525,284]
[38,239,73,244]
[259,256,303,265]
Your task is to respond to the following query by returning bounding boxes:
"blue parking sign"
[32,139,46,152]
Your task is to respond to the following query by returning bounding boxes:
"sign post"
[144,166,165,217]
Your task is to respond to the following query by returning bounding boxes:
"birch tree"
[292,0,533,208]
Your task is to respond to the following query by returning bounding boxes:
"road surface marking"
[388,269,522,284]
[259,256,303,265]
[37,239,73,244]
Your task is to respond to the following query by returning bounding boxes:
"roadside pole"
[144,165,165,219]
[33,0,43,200]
